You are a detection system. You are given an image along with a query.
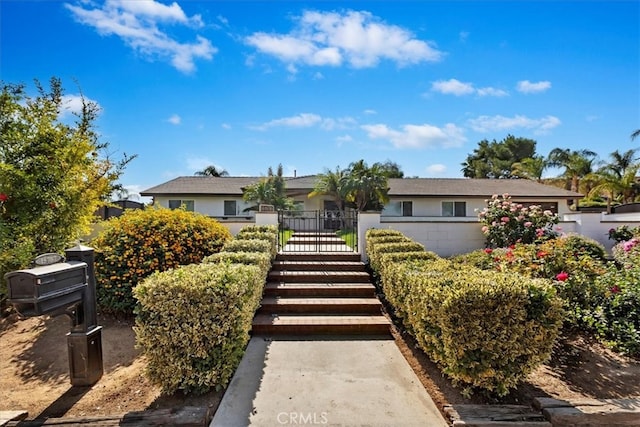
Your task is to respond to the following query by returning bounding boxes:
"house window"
[402,201,413,217]
[442,201,466,217]
[168,199,194,211]
[224,200,237,216]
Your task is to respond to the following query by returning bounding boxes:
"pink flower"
[501,216,510,223]
[481,226,489,233]
[623,239,638,252]
[484,248,493,254]
[556,272,569,282]
[610,285,620,294]
[0,193,7,202]
[524,221,533,227]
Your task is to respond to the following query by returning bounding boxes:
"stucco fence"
[215,212,640,259]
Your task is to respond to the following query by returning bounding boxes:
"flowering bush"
[477,194,559,248]
[594,263,640,356]
[612,238,640,269]
[608,225,640,243]
[93,207,232,314]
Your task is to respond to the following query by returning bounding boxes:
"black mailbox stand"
[5,245,104,387]
[65,245,103,386]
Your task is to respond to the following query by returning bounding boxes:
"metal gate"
[278,210,358,252]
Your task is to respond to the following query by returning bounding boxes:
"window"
[442,201,466,217]
[168,199,194,211]
[401,201,413,217]
[224,200,237,216]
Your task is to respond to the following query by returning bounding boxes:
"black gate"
[278,210,358,252]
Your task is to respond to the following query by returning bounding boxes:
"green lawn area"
[279,229,293,247]
[337,229,356,249]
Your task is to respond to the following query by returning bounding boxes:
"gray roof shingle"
[141,176,582,199]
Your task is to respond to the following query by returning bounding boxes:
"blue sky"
[2,1,639,199]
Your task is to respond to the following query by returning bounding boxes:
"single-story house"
[140,175,582,221]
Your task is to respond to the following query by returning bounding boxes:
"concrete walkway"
[211,337,448,427]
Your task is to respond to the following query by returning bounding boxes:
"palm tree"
[342,160,390,211]
[547,148,598,193]
[194,165,229,177]
[511,156,547,182]
[604,148,638,179]
[590,164,640,213]
[631,129,640,140]
[308,166,349,219]
[242,164,294,211]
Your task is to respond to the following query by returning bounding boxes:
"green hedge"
[366,230,563,396]
[133,224,277,394]
[203,251,271,275]
[134,262,264,394]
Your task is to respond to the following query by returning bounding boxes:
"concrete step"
[252,314,392,336]
[268,270,371,283]
[258,297,383,315]
[272,260,366,272]
[277,253,361,262]
[264,282,376,297]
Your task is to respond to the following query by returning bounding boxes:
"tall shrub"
[134,262,263,394]
[92,207,231,314]
[477,194,559,248]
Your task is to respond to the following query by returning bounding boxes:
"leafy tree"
[603,149,638,179]
[547,148,598,193]
[511,155,548,182]
[342,160,390,211]
[631,129,640,140]
[462,135,537,178]
[377,160,404,178]
[243,164,295,210]
[0,77,134,301]
[194,165,229,177]
[308,166,349,218]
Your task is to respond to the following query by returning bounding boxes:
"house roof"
[141,176,582,199]
[387,178,582,198]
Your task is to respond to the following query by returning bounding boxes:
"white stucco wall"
[154,196,254,217]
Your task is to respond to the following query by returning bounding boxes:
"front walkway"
[211,337,448,427]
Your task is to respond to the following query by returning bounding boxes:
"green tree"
[547,148,598,193]
[377,160,405,178]
[342,160,390,211]
[511,155,548,182]
[194,165,229,177]
[243,164,295,210]
[0,77,134,300]
[589,164,640,212]
[308,166,349,216]
[461,135,537,178]
[631,129,640,140]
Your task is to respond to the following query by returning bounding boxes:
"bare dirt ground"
[1,311,639,422]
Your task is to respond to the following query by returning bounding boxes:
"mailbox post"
[5,245,104,386]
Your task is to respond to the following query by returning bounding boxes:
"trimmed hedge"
[133,224,277,394]
[366,229,563,396]
[134,262,263,394]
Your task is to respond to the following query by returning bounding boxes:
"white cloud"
[252,113,356,131]
[516,80,551,94]
[431,79,474,96]
[65,0,215,73]
[431,79,508,97]
[245,10,443,69]
[361,122,466,149]
[363,109,377,115]
[336,134,353,143]
[59,94,101,118]
[476,87,509,97]
[426,164,447,175]
[168,114,181,125]
[221,123,231,130]
[459,31,469,42]
[467,114,561,134]
[313,71,325,80]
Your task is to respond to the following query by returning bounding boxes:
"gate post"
[357,211,381,262]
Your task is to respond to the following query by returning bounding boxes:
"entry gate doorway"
[278,209,358,252]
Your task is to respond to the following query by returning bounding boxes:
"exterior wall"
[563,212,640,252]
[382,197,573,218]
[154,196,254,218]
[380,219,486,257]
